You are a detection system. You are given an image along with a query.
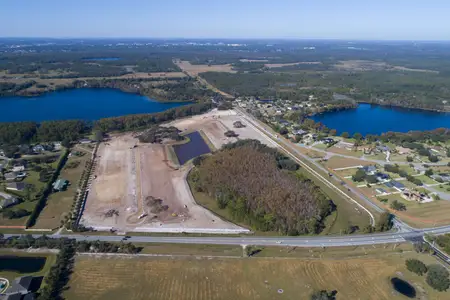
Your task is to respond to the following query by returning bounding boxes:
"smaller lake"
[312,103,450,135]
[0,88,190,122]
[82,57,120,61]
[0,255,47,273]
[173,131,211,165]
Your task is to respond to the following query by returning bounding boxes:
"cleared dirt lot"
[175,60,236,76]
[265,62,321,68]
[80,125,252,233]
[169,109,275,150]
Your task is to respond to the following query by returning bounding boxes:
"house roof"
[16,276,33,290]
[7,182,26,191]
[0,197,18,208]
[53,179,68,190]
[362,165,376,172]
[23,293,36,300]
[4,293,23,300]
[4,172,17,179]
[391,181,405,188]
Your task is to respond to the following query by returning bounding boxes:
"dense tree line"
[190,140,334,235]
[0,121,37,144]
[37,120,87,142]
[39,240,75,300]
[95,102,212,132]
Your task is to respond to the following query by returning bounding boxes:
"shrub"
[390,200,406,211]
[405,259,428,275]
[426,264,450,291]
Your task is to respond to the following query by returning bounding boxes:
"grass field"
[65,249,448,300]
[34,151,89,229]
[415,175,438,185]
[139,243,243,256]
[324,156,372,170]
[381,194,450,227]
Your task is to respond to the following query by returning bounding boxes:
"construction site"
[80,109,272,234]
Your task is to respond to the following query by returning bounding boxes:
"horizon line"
[1,36,450,42]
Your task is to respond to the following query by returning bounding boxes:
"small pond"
[173,131,211,165]
[391,277,416,298]
[0,255,47,273]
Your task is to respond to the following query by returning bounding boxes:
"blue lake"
[82,57,120,61]
[0,88,189,122]
[312,103,450,135]
[173,131,211,165]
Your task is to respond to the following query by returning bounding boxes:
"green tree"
[390,200,406,211]
[93,130,104,142]
[406,156,414,162]
[426,264,450,291]
[329,129,337,136]
[310,290,337,300]
[375,212,393,232]
[425,169,434,177]
[62,137,71,148]
[353,132,363,140]
[341,132,350,138]
[352,169,366,182]
[405,259,428,276]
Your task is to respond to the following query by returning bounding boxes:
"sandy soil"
[265,62,321,68]
[80,130,248,234]
[333,60,438,73]
[168,109,274,149]
[174,60,236,76]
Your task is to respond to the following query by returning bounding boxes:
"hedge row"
[26,149,70,228]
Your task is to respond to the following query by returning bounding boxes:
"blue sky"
[1,0,449,40]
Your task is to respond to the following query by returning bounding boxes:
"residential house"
[376,145,390,153]
[6,182,26,192]
[53,142,62,151]
[375,172,390,182]
[322,138,335,145]
[362,165,377,175]
[32,144,45,154]
[79,139,92,144]
[4,172,26,181]
[375,188,387,195]
[4,172,18,181]
[0,196,19,209]
[12,164,25,172]
[431,173,450,182]
[53,178,69,192]
[292,129,308,136]
[401,190,432,203]
[391,181,406,191]
[2,276,40,297]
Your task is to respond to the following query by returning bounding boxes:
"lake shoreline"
[0,88,193,122]
[0,84,193,104]
[312,103,450,135]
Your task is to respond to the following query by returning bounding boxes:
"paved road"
[3,225,450,247]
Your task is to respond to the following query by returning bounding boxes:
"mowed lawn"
[381,194,450,227]
[34,152,89,229]
[65,252,448,300]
